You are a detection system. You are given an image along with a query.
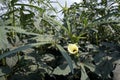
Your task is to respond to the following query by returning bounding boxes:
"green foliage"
[0,0,120,80]
[53,63,71,75]
[0,27,9,50]
[6,54,18,68]
[56,44,74,74]
[80,63,89,80]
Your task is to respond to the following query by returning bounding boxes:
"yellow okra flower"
[67,44,78,54]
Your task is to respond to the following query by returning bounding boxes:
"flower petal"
[67,44,78,54]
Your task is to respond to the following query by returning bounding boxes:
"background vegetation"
[0,0,120,80]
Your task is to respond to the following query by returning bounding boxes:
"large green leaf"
[6,27,39,36]
[53,64,71,75]
[53,61,77,75]
[56,44,74,74]
[0,42,50,60]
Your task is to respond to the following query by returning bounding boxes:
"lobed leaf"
[53,64,71,75]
